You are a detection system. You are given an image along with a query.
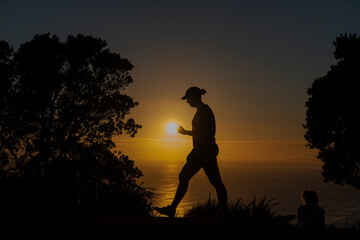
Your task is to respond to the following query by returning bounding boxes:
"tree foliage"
[0,34,152,214]
[304,33,360,190]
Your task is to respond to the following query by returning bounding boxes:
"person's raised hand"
[178,126,186,135]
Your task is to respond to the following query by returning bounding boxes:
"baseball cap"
[181,86,206,100]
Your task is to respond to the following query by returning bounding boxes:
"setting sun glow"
[166,122,178,135]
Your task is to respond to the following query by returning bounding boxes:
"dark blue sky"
[1,0,360,143]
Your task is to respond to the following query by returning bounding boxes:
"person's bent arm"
[178,126,193,136]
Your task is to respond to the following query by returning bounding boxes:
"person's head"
[301,190,319,205]
[181,86,206,107]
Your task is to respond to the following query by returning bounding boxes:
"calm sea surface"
[136,159,360,227]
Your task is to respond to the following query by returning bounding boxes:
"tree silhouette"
[0,40,14,178]
[304,33,360,190]
[0,34,152,214]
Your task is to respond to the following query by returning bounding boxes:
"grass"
[184,194,296,225]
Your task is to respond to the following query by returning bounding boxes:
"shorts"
[186,144,219,166]
[179,143,223,184]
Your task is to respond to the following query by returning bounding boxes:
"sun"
[166,122,178,135]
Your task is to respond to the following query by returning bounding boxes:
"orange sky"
[115,65,318,163]
[2,1,358,165]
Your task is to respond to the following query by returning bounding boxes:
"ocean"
[136,158,360,228]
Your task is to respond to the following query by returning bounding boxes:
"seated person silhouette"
[155,87,228,218]
[297,190,325,228]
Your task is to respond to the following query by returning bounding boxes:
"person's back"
[297,190,325,228]
[298,204,325,228]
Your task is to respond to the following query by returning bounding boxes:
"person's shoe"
[154,205,176,218]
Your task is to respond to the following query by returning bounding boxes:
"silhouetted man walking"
[155,87,228,217]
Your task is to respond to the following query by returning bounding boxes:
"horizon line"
[115,137,308,145]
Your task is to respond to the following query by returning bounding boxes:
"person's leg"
[203,159,228,213]
[155,150,201,217]
[170,161,201,209]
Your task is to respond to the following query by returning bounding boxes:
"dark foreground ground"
[1,210,359,240]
